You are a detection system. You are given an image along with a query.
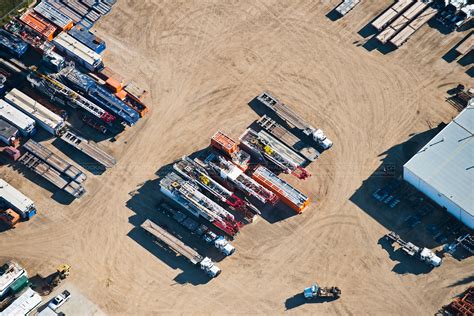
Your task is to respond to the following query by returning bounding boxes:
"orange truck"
[0,209,20,228]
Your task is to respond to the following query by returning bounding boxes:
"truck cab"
[303,284,318,299]
[199,257,221,278]
[419,248,442,267]
[312,129,333,149]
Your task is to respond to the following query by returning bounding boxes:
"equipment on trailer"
[303,282,341,299]
[385,231,442,267]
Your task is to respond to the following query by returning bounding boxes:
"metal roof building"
[403,105,474,229]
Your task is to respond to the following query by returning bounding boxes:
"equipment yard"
[0,0,473,315]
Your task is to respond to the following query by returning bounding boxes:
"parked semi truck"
[160,203,235,256]
[303,282,341,300]
[385,231,442,267]
[141,219,221,278]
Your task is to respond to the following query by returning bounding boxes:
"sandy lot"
[1,0,473,315]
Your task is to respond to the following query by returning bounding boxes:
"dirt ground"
[1,0,473,315]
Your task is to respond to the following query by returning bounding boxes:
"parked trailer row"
[371,0,415,31]
[4,88,65,136]
[0,99,36,137]
[389,6,438,47]
[0,179,37,220]
[376,1,431,44]
[141,219,221,278]
[256,115,319,162]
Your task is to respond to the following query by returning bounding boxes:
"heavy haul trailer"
[23,139,86,184]
[33,1,74,31]
[0,100,36,137]
[256,115,319,162]
[239,128,310,180]
[335,0,361,16]
[18,151,85,198]
[389,6,437,47]
[160,172,241,237]
[141,219,221,278]
[256,92,333,149]
[19,12,57,41]
[27,71,116,124]
[174,156,258,220]
[60,130,116,168]
[198,153,278,205]
[252,166,310,214]
[210,131,251,171]
[371,0,415,31]
[160,203,236,256]
[0,179,37,220]
[0,29,29,59]
[376,1,431,44]
[4,89,65,136]
[455,33,474,56]
[58,66,139,126]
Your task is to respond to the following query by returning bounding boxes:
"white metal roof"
[404,105,474,217]
[53,32,101,67]
[0,261,26,296]
[0,178,36,213]
[1,287,42,315]
[5,89,64,131]
[0,99,35,132]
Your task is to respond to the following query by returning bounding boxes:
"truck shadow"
[378,236,434,275]
[284,292,338,310]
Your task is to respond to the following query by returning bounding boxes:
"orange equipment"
[211,131,251,171]
[0,209,20,228]
[20,12,57,41]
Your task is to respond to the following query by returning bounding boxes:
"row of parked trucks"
[141,92,333,278]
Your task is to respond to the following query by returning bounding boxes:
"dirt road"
[1,1,472,314]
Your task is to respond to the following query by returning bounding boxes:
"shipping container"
[0,99,36,136]
[0,179,37,220]
[68,25,106,54]
[20,12,57,41]
[33,1,74,31]
[5,88,65,136]
[0,118,19,146]
[53,32,103,71]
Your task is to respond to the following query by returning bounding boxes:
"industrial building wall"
[403,167,474,229]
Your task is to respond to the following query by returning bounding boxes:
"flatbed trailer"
[371,0,415,31]
[455,33,474,55]
[141,219,221,277]
[335,0,361,16]
[23,139,87,184]
[389,6,437,47]
[376,1,430,44]
[239,128,310,179]
[18,152,85,198]
[59,129,116,168]
[256,115,319,161]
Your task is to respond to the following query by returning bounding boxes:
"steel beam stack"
[160,172,241,236]
[239,128,310,179]
[371,0,415,31]
[389,6,438,47]
[199,153,278,205]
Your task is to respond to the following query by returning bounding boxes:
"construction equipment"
[257,115,319,161]
[252,166,310,213]
[239,128,310,179]
[48,264,71,290]
[385,231,442,267]
[0,209,20,228]
[161,203,236,256]
[174,156,257,220]
[303,283,341,299]
[3,19,53,54]
[0,29,29,58]
[446,233,474,255]
[141,219,221,278]
[198,153,278,205]
[0,179,37,220]
[443,287,474,316]
[210,131,251,171]
[160,172,241,237]
[256,92,333,149]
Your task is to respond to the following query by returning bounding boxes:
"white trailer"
[5,89,65,136]
[0,287,42,316]
[0,179,37,220]
[53,32,103,71]
[0,99,36,136]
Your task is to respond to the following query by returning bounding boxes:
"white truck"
[256,92,333,149]
[385,231,442,267]
[141,219,221,278]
